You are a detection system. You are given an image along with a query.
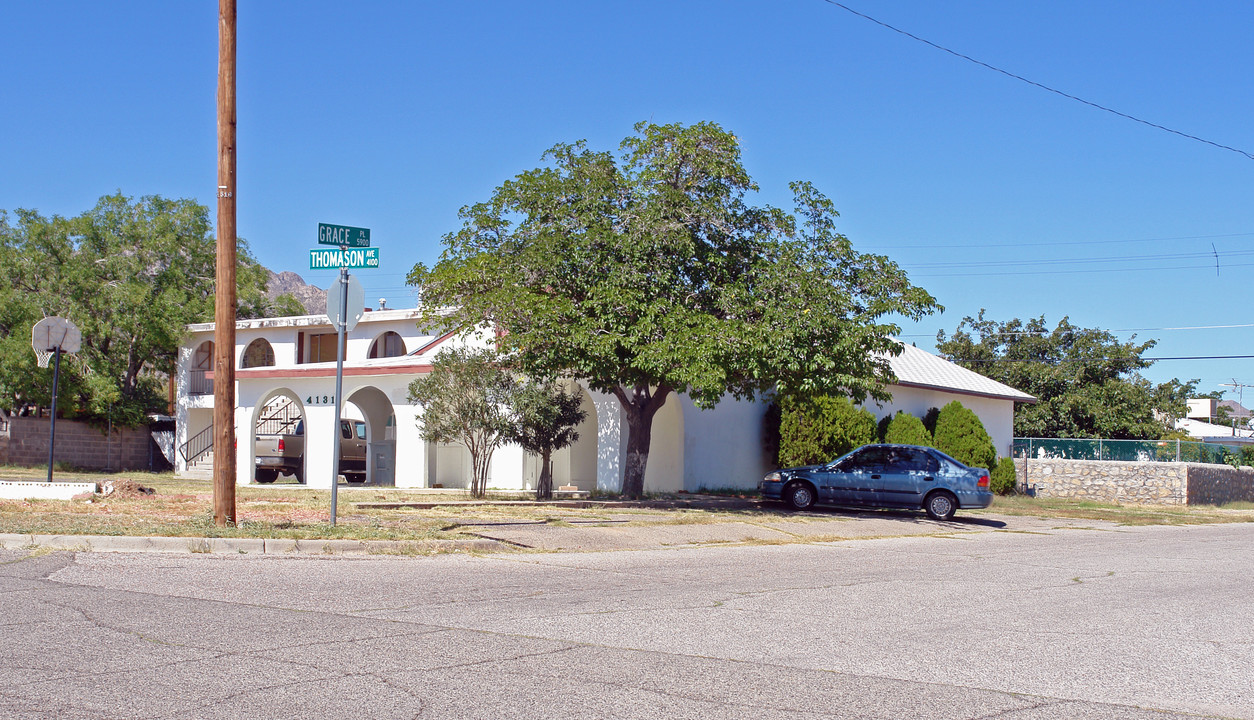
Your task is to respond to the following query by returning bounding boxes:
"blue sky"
[4,1,1252,400]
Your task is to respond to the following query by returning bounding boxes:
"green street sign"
[310,247,379,270]
[317,223,370,248]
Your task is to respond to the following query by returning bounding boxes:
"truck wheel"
[254,469,278,484]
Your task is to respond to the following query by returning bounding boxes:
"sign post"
[318,224,371,525]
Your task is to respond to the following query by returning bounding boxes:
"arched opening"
[368,331,406,359]
[240,338,276,368]
[190,341,213,395]
[549,384,599,492]
[643,392,684,493]
[427,440,473,489]
[344,385,397,486]
[250,389,307,484]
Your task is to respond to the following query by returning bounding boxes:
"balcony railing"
[189,369,213,396]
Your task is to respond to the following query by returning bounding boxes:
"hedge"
[778,395,877,468]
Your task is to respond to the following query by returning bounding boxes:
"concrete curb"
[0,533,503,556]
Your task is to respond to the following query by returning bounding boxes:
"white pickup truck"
[254,419,367,484]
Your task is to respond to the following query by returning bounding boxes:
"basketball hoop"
[31,316,83,484]
[32,316,81,356]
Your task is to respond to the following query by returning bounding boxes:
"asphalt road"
[2,522,1251,719]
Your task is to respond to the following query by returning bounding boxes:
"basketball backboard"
[32,316,82,354]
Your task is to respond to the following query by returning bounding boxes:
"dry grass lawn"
[2,465,1252,542]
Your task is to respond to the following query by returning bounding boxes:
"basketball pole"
[213,0,237,526]
[46,346,61,483]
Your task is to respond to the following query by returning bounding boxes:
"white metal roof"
[887,342,1036,403]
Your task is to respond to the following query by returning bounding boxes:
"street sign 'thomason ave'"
[310,247,379,270]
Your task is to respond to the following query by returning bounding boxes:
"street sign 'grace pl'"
[317,223,370,248]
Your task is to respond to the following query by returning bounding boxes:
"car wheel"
[784,481,816,511]
[254,469,277,484]
[925,491,957,521]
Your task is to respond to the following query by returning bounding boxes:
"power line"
[947,355,1254,363]
[905,248,1254,270]
[867,232,1254,251]
[910,260,1254,278]
[900,322,1254,340]
[819,1,1254,161]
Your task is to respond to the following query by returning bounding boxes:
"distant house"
[1176,398,1254,445]
[174,313,1035,492]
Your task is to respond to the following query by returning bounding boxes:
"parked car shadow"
[756,500,1007,528]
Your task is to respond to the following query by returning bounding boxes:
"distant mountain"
[266,270,326,315]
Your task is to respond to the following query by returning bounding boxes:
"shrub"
[883,411,932,447]
[922,406,941,436]
[876,414,892,442]
[778,395,877,468]
[932,401,996,471]
[990,457,1017,495]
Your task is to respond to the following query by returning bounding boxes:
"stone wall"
[1016,458,1254,506]
[3,416,157,471]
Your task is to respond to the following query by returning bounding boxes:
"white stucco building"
[174,311,1034,491]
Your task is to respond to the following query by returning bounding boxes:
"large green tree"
[410,121,938,497]
[0,193,270,425]
[935,311,1195,439]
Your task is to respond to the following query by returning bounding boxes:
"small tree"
[779,395,876,467]
[408,348,516,498]
[883,411,932,447]
[932,401,996,471]
[511,379,587,500]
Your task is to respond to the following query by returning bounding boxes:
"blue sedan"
[759,444,993,521]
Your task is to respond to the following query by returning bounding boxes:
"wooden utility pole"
[213,0,237,526]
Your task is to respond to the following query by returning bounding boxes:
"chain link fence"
[1013,437,1254,466]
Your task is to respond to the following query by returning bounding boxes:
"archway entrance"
[250,389,307,484]
[548,383,599,492]
[644,392,684,493]
[344,385,397,486]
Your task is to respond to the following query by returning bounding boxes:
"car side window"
[844,446,895,471]
[841,449,877,471]
[355,423,366,440]
[341,422,352,439]
[899,449,937,473]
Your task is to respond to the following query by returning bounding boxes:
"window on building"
[308,333,344,363]
[240,338,275,368]
[190,341,214,395]
[368,331,406,359]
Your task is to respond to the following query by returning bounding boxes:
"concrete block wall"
[4,416,154,471]
[1184,463,1254,505]
[1016,458,1254,506]
[0,416,9,465]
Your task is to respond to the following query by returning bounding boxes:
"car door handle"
[923,476,934,482]
[871,474,881,479]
